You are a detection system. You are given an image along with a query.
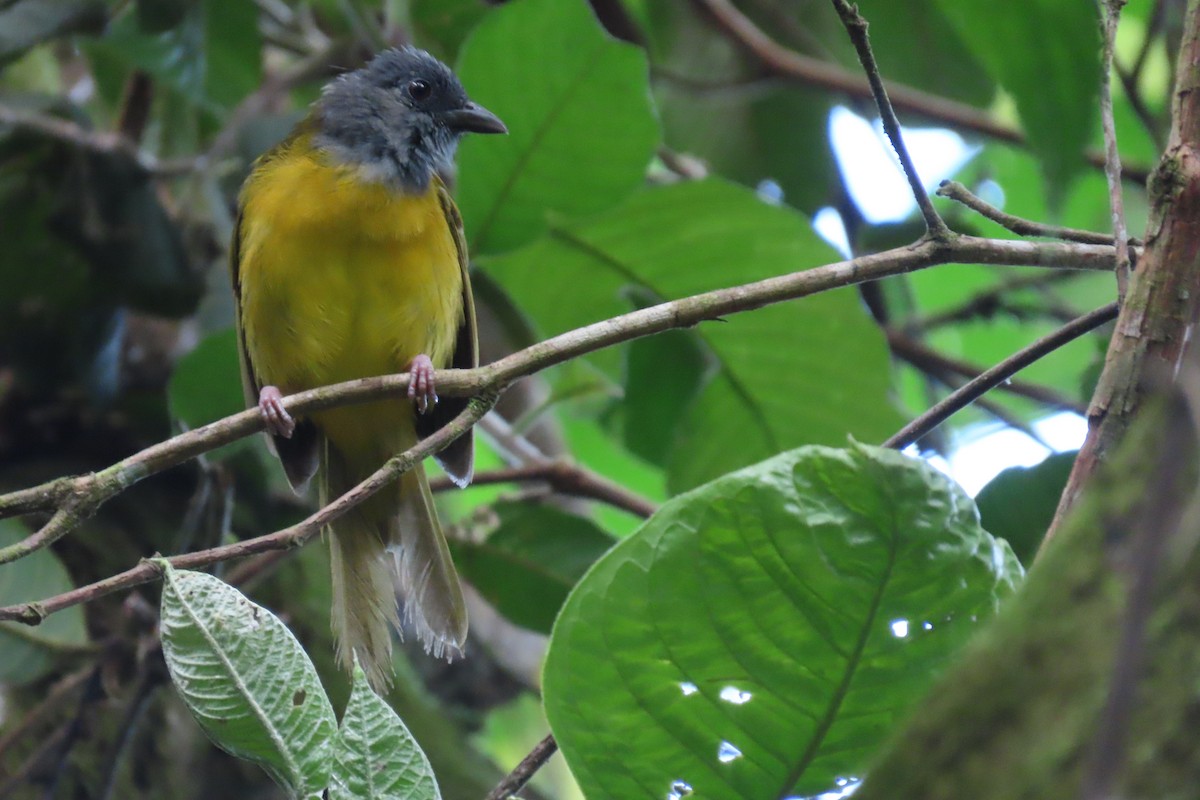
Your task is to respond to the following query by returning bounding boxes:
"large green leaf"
[621,322,712,467]
[159,566,337,799]
[483,179,904,492]
[543,444,1022,799]
[330,664,441,800]
[455,0,660,255]
[932,0,1100,193]
[450,501,616,633]
[0,520,88,685]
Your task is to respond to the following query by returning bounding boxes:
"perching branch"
[0,395,496,624]
[884,303,1119,449]
[828,0,950,239]
[0,233,1119,569]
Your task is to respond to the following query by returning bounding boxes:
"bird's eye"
[407,79,432,101]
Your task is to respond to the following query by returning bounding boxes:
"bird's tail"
[323,438,467,689]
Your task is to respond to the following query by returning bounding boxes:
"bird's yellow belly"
[238,156,463,453]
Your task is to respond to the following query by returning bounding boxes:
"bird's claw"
[258,385,295,438]
[407,354,438,415]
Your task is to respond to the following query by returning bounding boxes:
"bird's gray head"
[314,47,506,192]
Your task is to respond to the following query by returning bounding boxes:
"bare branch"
[1048,0,1200,547]
[910,271,1082,331]
[430,462,658,519]
[484,734,558,800]
[692,0,1152,184]
[0,395,496,624]
[1100,0,1134,295]
[828,0,949,238]
[0,234,1121,567]
[886,329,1089,415]
[937,181,1124,245]
[884,303,1119,449]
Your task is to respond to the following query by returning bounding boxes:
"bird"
[229,46,506,688]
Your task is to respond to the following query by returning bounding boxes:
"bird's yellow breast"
[236,133,463,451]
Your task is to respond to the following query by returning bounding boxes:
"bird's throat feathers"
[312,81,456,193]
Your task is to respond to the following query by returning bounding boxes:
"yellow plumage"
[232,128,475,688]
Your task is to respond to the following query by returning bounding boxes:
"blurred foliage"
[0,0,1160,796]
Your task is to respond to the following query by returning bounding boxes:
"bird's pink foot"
[407,354,438,415]
[257,385,295,438]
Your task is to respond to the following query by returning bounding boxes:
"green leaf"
[455,0,660,255]
[86,0,260,113]
[0,520,88,685]
[410,0,491,63]
[932,0,1100,193]
[483,179,904,492]
[450,502,616,633]
[621,323,712,466]
[168,328,249,454]
[852,0,995,107]
[330,663,441,800]
[976,451,1076,566]
[0,0,106,64]
[543,444,1022,799]
[159,566,337,799]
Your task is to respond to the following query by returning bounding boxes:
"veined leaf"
[544,444,1021,799]
[483,179,903,492]
[330,663,441,800]
[159,566,336,799]
[455,0,660,255]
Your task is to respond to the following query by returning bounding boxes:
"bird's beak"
[442,101,507,135]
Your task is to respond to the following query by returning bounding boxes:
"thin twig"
[886,329,1088,415]
[0,721,71,798]
[484,734,558,800]
[828,0,949,238]
[0,234,1120,567]
[0,105,157,173]
[430,462,657,519]
[937,181,1123,245]
[911,271,1081,330]
[1114,59,1166,145]
[0,666,93,762]
[1130,0,1165,82]
[692,0,1013,141]
[98,661,166,800]
[226,460,658,589]
[692,0,1152,184]
[480,413,550,464]
[884,303,1119,449]
[0,397,496,625]
[1100,0,1134,297]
